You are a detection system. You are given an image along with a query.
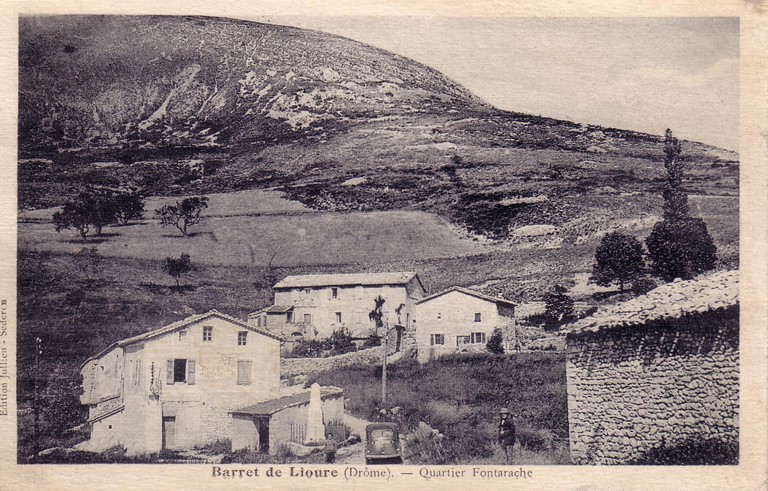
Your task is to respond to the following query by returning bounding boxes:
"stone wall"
[566,308,738,464]
[281,330,413,379]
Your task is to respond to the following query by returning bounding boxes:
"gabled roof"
[274,272,421,289]
[80,310,283,369]
[231,387,344,416]
[565,270,738,336]
[416,286,516,307]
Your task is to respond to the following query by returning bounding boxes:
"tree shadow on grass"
[62,238,110,245]
[159,231,213,239]
[139,282,198,294]
[170,284,198,293]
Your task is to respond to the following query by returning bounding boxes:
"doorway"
[162,416,176,449]
[256,417,270,453]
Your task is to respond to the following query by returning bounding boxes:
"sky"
[252,16,739,151]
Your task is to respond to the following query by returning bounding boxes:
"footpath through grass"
[307,352,569,464]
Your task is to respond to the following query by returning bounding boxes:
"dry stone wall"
[566,308,738,464]
[281,330,414,379]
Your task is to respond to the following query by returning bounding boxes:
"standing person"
[498,408,516,463]
[324,432,338,464]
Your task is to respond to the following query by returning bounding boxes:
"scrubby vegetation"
[307,352,569,464]
[628,437,738,465]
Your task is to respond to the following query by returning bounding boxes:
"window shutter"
[237,361,252,385]
[166,360,174,385]
[245,361,252,385]
[187,360,196,385]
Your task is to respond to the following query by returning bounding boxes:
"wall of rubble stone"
[281,330,415,379]
[566,307,739,464]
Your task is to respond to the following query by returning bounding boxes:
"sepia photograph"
[7,7,761,486]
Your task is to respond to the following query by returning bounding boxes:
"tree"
[155,196,209,237]
[486,328,505,355]
[590,232,646,291]
[162,253,194,288]
[543,284,575,325]
[112,188,145,225]
[646,218,717,281]
[52,188,118,241]
[646,129,717,281]
[369,295,385,335]
[53,200,92,242]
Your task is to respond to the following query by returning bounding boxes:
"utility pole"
[381,322,388,409]
[33,336,42,462]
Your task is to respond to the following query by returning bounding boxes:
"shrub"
[517,427,555,452]
[631,276,658,295]
[194,439,232,455]
[361,334,382,349]
[543,284,575,329]
[629,437,738,465]
[486,328,505,354]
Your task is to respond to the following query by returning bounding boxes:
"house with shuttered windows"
[79,310,282,455]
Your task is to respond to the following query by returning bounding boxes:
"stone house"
[564,270,739,464]
[414,287,516,363]
[230,386,345,454]
[248,272,426,339]
[79,310,282,455]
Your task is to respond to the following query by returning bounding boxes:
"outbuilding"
[564,270,739,464]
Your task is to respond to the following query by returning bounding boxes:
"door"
[162,416,176,449]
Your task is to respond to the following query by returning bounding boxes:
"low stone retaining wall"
[281,332,416,379]
[281,346,384,379]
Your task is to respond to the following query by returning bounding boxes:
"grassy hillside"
[307,353,568,464]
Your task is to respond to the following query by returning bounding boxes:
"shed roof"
[231,387,344,416]
[264,305,294,314]
[416,286,516,307]
[80,310,283,369]
[274,272,420,289]
[565,270,738,336]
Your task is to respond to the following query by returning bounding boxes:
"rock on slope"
[19,15,484,151]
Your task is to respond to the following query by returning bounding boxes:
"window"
[237,360,252,385]
[471,332,486,344]
[203,326,213,342]
[304,288,311,295]
[335,312,342,324]
[332,288,338,299]
[167,359,195,385]
[178,329,188,342]
[256,316,263,327]
[430,334,445,346]
[437,312,442,320]
[238,331,248,346]
[474,313,482,322]
[286,311,294,323]
[304,313,312,324]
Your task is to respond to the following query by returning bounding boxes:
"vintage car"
[365,422,403,465]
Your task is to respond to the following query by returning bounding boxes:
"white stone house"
[248,272,426,339]
[414,287,516,363]
[564,270,739,464]
[79,310,282,455]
